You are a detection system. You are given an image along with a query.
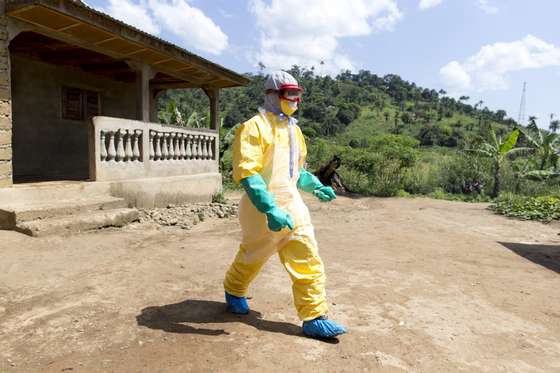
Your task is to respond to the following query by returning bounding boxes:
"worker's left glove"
[297,169,336,202]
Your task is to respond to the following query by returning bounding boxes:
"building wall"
[11,55,137,181]
[0,4,12,187]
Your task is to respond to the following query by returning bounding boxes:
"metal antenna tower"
[517,81,526,126]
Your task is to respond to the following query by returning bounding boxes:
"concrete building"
[0,0,249,235]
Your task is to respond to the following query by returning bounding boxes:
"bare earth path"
[1,196,560,372]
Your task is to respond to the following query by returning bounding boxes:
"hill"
[157,67,558,200]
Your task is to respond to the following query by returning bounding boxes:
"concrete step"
[15,208,139,237]
[0,196,129,228]
[0,181,112,205]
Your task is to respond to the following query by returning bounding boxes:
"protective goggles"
[279,89,303,103]
[278,83,303,102]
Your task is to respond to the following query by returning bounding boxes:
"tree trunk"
[492,161,501,198]
[540,156,546,170]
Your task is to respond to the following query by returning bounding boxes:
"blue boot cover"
[225,292,249,314]
[302,316,347,338]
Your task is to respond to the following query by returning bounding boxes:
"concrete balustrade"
[148,131,215,162]
[90,116,218,181]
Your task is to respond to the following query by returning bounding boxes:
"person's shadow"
[136,299,340,343]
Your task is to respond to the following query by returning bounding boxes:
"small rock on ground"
[138,202,239,230]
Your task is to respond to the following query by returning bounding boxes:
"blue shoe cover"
[302,316,347,338]
[225,292,249,314]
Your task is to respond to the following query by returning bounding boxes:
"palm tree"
[549,114,558,133]
[469,127,527,197]
[521,121,560,170]
[528,115,538,128]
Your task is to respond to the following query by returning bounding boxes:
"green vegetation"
[491,194,560,222]
[158,67,560,221]
[468,128,525,197]
[212,192,226,204]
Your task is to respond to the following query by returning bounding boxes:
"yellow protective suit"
[223,109,328,321]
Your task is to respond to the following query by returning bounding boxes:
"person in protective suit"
[223,70,347,339]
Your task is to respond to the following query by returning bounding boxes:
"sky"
[85,0,559,128]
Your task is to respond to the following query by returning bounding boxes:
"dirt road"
[1,196,560,372]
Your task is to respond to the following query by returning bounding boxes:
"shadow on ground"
[136,299,339,343]
[499,242,560,274]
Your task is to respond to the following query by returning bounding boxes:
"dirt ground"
[1,194,560,373]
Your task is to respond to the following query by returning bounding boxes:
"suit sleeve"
[297,126,308,170]
[232,119,264,184]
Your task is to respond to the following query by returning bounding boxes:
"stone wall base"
[0,7,12,188]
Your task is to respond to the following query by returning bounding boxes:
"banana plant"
[521,169,560,181]
[520,122,560,170]
[468,127,529,197]
[186,110,207,128]
[158,100,185,126]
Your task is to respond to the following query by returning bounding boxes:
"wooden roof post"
[206,88,220,131]
[127,61,156,122]
[204,87,220,162]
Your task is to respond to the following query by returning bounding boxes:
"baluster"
[168,133,175,159]
[124,130,133,161]
[116,129,126,161]
[193,135,200,159]
[155,132,162,161]
[179,134,186,160]
[133,130,141,161]
[174,133,181,160]
[198,135,204,159]
[208,136,214,160]
[185,134,192,159]
[107,131,116,161]
[100,131,107,161]
[200,135,208,159]
[149,131,155,160]
[162,133,169,160]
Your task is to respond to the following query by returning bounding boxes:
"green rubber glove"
[297,169,337,202]
[240,174,294,232]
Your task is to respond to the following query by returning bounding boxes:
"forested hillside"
[157,67,560,207]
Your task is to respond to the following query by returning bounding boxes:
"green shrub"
[212,192,226,204]
[403,161,441,195]
[337,166,369,193]
[429,187,448,200]
[490,194,560,222]
[438,154,492,195]
[340,143,417,197]
[397,189,411,198]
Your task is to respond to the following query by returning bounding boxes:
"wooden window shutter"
[85,90,100,119]
[62,87,83,120]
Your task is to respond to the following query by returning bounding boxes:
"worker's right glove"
[297,169,337,202]
[241,174,294,232]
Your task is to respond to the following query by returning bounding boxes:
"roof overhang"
[5,0,250,89]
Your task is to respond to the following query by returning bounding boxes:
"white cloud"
[250,0,402,75]
[103,0,160,35]
[148,0,228,55]
[101,0,228,55]
[419,0,443,10]
[440,61,471,92]
[476,0,498,15]
[440,35,560,94]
